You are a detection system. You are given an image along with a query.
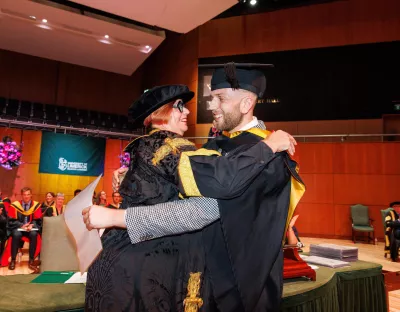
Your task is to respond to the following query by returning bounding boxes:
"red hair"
[143,103,174,127]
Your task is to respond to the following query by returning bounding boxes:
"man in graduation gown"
[4,187,42,270]
[91,63,305,311]
[384,202,400,261]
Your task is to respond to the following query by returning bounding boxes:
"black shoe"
[8,260,16,270]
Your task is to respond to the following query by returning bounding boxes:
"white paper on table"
[64,272,87,284]
[63,175,103,273]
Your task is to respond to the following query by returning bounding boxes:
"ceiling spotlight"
[42,19,47,23]
[29,16,36,20]
[104,34,109,39]
[145,45,150,49]
[249,0,257,5]
[99,39,111,45]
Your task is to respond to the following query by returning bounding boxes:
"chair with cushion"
[351,204,375,244]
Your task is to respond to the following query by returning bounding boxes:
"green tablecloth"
[281,260,387,312]
[0,260,386,312]
[0,274,84,312]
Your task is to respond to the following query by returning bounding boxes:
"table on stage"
[0,260,387,312]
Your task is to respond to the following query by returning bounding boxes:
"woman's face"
[46,193,54,203]
[167,99,190,135]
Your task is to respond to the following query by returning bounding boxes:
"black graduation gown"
[85,130,273,312]
[384,209,400,261]
[178,128,305,312]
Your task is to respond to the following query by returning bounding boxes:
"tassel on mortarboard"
[224,62,240,90]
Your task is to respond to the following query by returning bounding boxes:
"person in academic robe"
[5,187,42,270]
[44,193,66,217]
[384,202,400,261]
[40,192,55,215]
[0,198,8,258]
[106,192,121,209]
[84,65,303,312]
[83,84,296,311]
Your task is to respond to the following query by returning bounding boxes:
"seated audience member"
[41,192,55,215]
[7,187,42,270]
[0,199,7,257]
[385,202,400,261]
[74,189,82,197]
[44,193,66,217]
[92,191,97,205]
[95,191,108,206]
[106,192,121,209]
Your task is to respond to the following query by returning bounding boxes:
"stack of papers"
[300,255,350,268]
[310,244,358,262]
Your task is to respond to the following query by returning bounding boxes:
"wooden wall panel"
[300,174,333,204]
[0,50,58,104]
[295,203,336,236]
[382,144,400,175]
[0,50,143,115]
[296,143,334,174]
[333,204,352,238]
[333,143,384,174]
[333,174,387,206]
[198,0,400,58]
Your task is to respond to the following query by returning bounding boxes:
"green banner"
[39,132,106,176]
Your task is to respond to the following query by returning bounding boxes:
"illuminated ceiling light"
[104,34,109,39]
[29,16,36,20]
[249,0,257,5]
[42,19,47,23]
[139,45,152,53]
[37,24,51,30]
[99,39,111,45]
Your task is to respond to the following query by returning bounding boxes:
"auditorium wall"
[0,49,143,115]
[0,127,129,205]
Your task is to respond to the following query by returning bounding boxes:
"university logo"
[58,157,88,172]
[58,157,68,171]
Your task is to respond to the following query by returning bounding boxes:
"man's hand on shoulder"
[263,130,297,155]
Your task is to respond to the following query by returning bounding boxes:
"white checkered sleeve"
[125,197,219,244]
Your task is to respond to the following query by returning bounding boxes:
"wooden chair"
[351,204,375,244]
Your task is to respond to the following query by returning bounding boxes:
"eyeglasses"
[173,100,185,112]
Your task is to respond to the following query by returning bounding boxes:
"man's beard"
[216,110,243,132]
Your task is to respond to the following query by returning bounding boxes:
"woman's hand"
[112,167,129,192]
[263,130,297,155]
[82,205,126,231]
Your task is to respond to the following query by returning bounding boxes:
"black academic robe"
[178,128,305,312]
[384,209,400,261]
[86,130,270,312]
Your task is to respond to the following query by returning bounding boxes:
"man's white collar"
[238,117,259,131]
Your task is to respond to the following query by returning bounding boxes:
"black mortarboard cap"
[199,62,273,98]
[128,84,194,127]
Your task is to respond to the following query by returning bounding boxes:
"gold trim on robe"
[152,138,195,165]
[11,201,41,216]
[184,272,203,312]
[178,149,221,197]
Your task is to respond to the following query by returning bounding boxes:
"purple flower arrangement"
[0,136,23,170]
[119,152,130,168]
